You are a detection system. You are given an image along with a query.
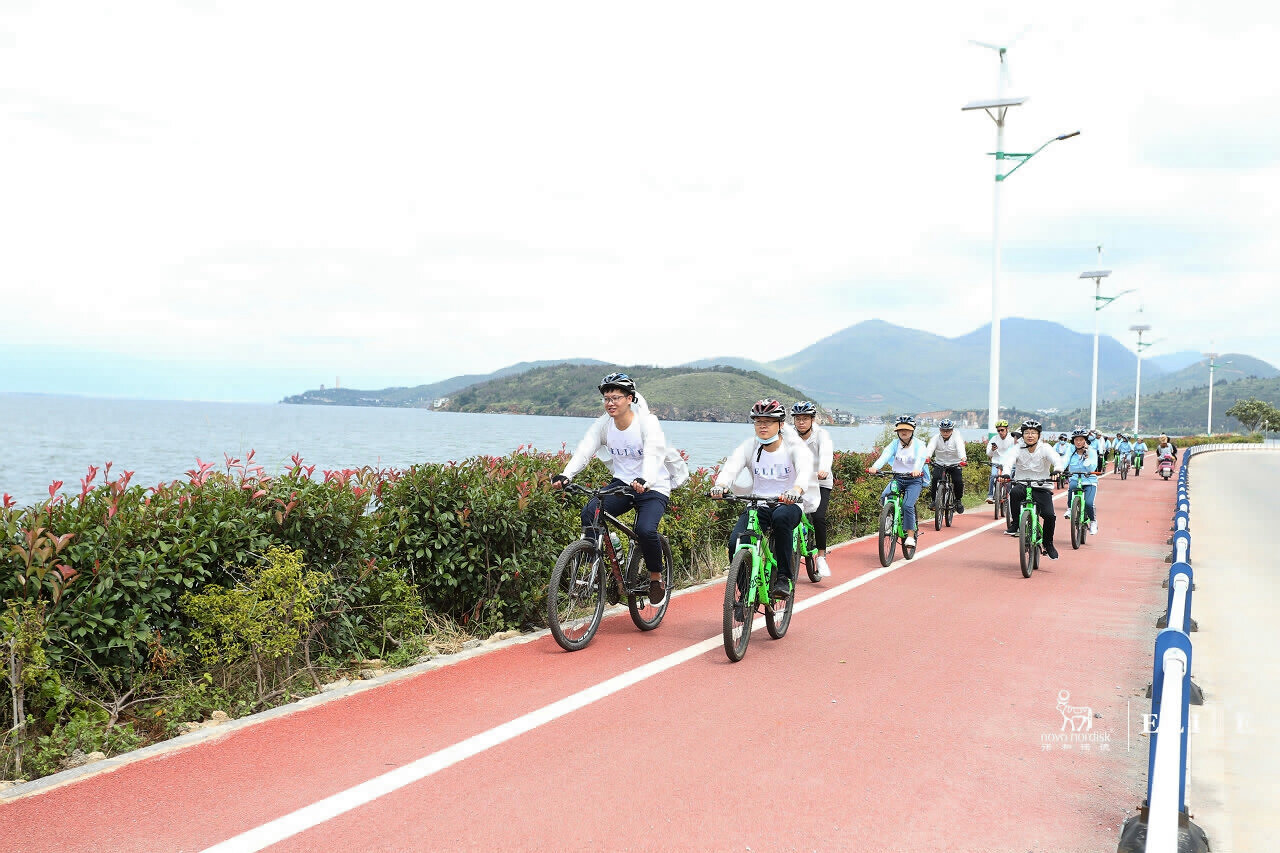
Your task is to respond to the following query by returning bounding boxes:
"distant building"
[432,397,450,409]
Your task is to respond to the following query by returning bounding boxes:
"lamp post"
[1204,352,1233,435]
[1130,323,1152,434]
[1080,251,1135,431]
[963,87,1079,438]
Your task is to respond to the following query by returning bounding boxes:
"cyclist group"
[551,372,1169,644]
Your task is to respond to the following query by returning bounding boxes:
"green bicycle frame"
[793,512,816,558]
[734,505,781,608]
[1017,483,1045,547]
[884,478,906,538]
[1069,478,1088,521]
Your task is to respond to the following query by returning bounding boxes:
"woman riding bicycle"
[1064,426,1100,535]
[552,372,672,605]
[710,400,814,602]
[925,418,967,515]
[996,419,1067,559]
[866,415,928,550]
[1113,434,1133,474]
[1132,435,1149,475]
[791,401,834,578]
[986,419,1016,503]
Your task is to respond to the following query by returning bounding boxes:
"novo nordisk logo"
[1039,690,1111,752]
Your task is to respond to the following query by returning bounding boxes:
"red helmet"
[750,399,786,420]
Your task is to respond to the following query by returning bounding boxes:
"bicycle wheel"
[548,540,607,651]
[1001,486,1012,522]
[627,534,673,631]
[1070,497,1083,550]
[765,553,795,639]
[1078,502,1089,546]
[933,483,943,531]
[877,502,898,567]
[1018,511,1034,578]
[993,484,1001,519]
[1121,460,1128,481]
[803,524,820,583]
[723,549,754,662]
[943,481,955,528]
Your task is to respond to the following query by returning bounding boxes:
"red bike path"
[0,468,1177,852]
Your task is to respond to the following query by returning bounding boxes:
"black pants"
[806,487,831,550]
[728,503,803,582]
[929,464,964,507]
[1007,485,1056,545]
[582,479,669,574]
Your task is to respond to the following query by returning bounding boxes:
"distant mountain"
[445,364,815,422]
[1057,375,1280,435]
[1148,350,1205,373]
[683,318,1182,414]
[1138,353,1279,397]
[282,359,607,407]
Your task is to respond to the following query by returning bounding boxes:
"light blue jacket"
[1066,446,1098,486]
[870,438,932,484]
[1116,440,1133,455]
[1134,440,1148,454]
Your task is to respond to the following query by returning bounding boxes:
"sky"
[2,1,1278,402]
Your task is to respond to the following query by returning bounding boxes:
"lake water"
[0,394,889,508]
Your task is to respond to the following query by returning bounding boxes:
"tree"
[1225,398,1279,433]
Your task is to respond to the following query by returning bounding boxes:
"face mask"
[755,431,779,445]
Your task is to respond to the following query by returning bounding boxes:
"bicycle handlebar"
[708,493,785,507]
[563,482,631,499]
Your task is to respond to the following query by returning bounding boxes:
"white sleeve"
[639,415,666,485]
[563,416,608,480]
[818,429,834,475]
[925,435,939,458]
[714,440,752,489]
[957,432,968,462]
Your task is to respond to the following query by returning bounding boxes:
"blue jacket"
[1066,446,1098,486]
[1116,440,1133,454]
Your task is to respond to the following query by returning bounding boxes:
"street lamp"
[962,88,1080,438]
[1080,252,1135,431]
[1204,352,1233,435]
[1130,322,1154,434]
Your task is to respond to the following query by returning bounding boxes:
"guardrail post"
[1118,630,1209,852]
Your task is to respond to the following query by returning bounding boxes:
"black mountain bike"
[548,483,674,651]
[930,462,965,531]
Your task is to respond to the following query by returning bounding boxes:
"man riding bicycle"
[1132,435,1148,475]
[552,373,672,605]
[925,418,967,515]
[996,419,1067,559]
[710,400,815,602]
[986,419,1016,503]
[1114,434,1133,474]
[791,401,834,577]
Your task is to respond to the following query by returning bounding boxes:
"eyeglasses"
[602,394,628,404]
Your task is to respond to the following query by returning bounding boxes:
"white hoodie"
[796,424,834,493]
[714,423,818,512]
[561,393,673,496]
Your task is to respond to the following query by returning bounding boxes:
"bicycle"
[713,493,797,662]
[929,462,965,531]
[992,470,1012,520]
[1117,452,1131,480]
[1067,476,1089,550]
[875,473,921,567]
[1012,478,1057,578]
[796,511,820,582]
[547,482,674,652]
[1132,451,1144,477]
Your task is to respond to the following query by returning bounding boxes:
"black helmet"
[791,401,817,416]
[939,418,954,430]
[1020,419,1042,433]
[598,372,636,397]
[750,399,786,420]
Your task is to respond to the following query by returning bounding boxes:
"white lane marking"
[201,498,1059,852]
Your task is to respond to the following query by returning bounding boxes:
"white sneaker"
[817,556,831,577]
[1089,521,1098,535]
[904,535,916,548]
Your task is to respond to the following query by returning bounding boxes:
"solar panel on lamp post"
[962,91,1079,439]
[1079,255,1134,431]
